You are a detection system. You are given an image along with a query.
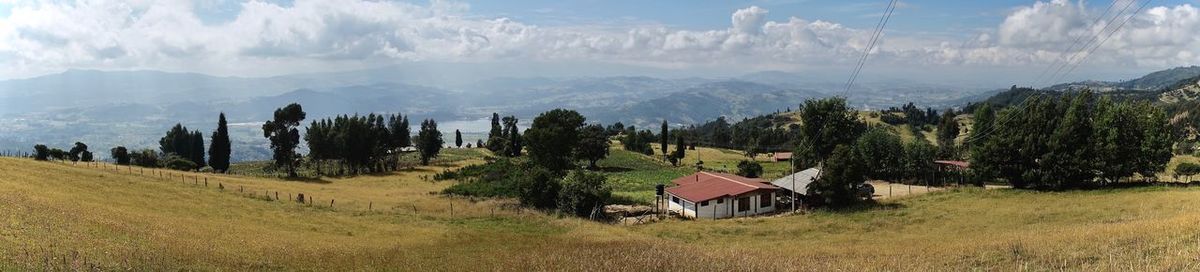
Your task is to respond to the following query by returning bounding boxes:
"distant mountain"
[1045,66,1200,92]
[590,81,819,125]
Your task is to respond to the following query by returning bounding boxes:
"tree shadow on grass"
[596,166,635,173]
[280,176,332,184]
[820,200,906,214]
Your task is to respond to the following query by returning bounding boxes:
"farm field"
[4,156,1200,270]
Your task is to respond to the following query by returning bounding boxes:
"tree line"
[969,90,1174,189]
[33,113,233,173]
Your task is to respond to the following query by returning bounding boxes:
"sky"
[1,0,1199,87]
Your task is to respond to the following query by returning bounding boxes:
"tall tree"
[557,170,611,217]
[660,120,669,158]
[455,129,463,148]
[575,124,610,169]
[799,98,866,162]
[262,103,306,177]
[969,104,995,152]
[417,119,444,165]
[1136,101,1174,180]
[1043,91,1094,188]
[902,139,936,182]
[855,128,903,180]
[190,131,206,170]
[808,145,865,207]
[671,135,687,166]
[487,113,504,152]
[504,116,522,157]
[524,109,586,173]
[936,110,960,159]
[208,113,232,173]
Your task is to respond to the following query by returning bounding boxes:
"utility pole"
[790,160,796,212]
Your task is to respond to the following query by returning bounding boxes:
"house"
[665,172,780,219]
[773,152,793,162]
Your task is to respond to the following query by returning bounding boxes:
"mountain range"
[2,65,1197,161]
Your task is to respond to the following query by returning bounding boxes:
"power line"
[964,0,1149,144]
[843,0,899,96]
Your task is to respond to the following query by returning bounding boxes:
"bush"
[736,160,763,178]
[440,158,525,197]
[33,144,50,161]
[557,170,611,217]
[162,154,197,171]
[518,167,561,209]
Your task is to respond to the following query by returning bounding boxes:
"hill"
[1045,66,1200,92]
[4,157,1200,270]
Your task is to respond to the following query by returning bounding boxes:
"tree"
[262,103,306,177]
[807,145,865,207]
[936,110,960,159]
[476,139,484,149]
[487,113,504,152]
[80,151,93,162]
[48,148,67,161]
[855,128,903,180]
[1137,101,1174,180]
[209,113,232,173]
[799,98,866,161]
[736,160,763,178]
[417,119,443,165]
[33,144,49,161]
[969,104,995,153]
[190,131,206,170]
[111,146,130,165]
[163,154,197,171]
[710,117,732,148]
[130,149,161,168]
[1043,91,1094,188]
[671,135,686,166]
[504,116,522,157]
[660,120,669,158]
[557,170,611,218]
[575,124,610,169]
[455,129,463,148]
[902,139,936,182]
[524,109,586,172]
[68,142,88,162]
[1176,162,1200,183]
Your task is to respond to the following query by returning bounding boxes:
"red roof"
[666,172,780,202]
[773,152,793,160]
[934,160,970,168]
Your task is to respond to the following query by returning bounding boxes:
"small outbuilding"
[771,167,821,196]
[773,152,793,162]
[665,172,780,219]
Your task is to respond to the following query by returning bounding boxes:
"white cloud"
[1,0,1199,83]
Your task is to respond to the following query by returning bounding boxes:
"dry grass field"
[4,156,1200,271]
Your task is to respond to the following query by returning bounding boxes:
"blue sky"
[2,0,1199,86]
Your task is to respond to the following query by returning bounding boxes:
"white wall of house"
[666,191,776,219]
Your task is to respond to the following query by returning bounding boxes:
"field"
[602,141,790,204]
[5,154,1200,270]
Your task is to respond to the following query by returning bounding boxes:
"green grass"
[5,157,1200,270]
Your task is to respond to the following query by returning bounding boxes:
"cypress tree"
[660,120,669,157]
[191,131,206,170]
[455,129,463,148]
[209,113,232,173]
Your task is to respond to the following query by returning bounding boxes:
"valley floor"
[3,157,1200,271]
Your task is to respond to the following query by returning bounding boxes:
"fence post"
[330,199,334,208]
[369,202,373,211]
[450,203,454,218]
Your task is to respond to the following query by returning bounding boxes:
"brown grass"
[4,157,1200,271]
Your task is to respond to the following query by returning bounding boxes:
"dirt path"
[869,181,1011,200]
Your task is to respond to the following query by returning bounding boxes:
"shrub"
[131,149,161,168]
[33,144,50,161]
[736,160,763,178]
[557,170,611,217]
[163,154,197,171]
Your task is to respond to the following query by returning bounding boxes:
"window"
[760,194,772,207]
[671,196,680,204]
[700,200,709,206]
[716,198,724,204]
[737,197,750,212]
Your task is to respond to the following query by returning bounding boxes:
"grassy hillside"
[603,141,792,204]
[6,157,1200,270]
